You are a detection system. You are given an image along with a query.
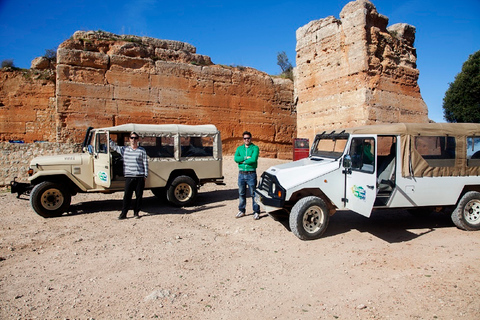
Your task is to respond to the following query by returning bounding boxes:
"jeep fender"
[29,170,87,192]
[289,187,337,215]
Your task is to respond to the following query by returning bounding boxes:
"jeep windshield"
[311,131,349,159]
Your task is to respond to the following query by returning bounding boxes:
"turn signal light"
[27,168,34,176]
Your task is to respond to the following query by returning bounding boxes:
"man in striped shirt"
[110,132,148,219]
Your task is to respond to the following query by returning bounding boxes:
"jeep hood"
[265,157,341,189]
[30,153,86,167]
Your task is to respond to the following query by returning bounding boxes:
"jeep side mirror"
[343,154,352,168]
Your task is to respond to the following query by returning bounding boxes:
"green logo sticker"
[351,185,366,200]
[98,171,108,182]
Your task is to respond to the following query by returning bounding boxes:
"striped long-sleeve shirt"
[110,140,148,178]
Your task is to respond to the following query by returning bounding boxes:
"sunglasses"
[243,137,251,140]
[130,136,139,140]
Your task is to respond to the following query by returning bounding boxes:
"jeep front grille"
[258,172,273,192]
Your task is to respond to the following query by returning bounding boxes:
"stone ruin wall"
[0,70,56,142]
[295,0,429,140]
[0,31,295,159]
[56,31,296,158]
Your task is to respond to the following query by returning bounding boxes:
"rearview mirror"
[343,154,352,168]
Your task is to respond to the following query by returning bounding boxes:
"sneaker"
[236,211,245,218]
[253,212,260,220]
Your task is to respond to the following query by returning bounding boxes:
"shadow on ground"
[275,209,455,243]
[64,188,238,217]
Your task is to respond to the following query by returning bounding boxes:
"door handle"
[367,185,374,190]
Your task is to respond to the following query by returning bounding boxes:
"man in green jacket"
[234,131,260,220]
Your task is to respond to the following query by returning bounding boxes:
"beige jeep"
[24,124,223,217]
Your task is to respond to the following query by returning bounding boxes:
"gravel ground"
[1,156,479,319]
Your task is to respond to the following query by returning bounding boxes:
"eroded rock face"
[0,31,295,159]
[54,31,295,157]
[295,0,429,140]
[0,70,56,142]
[31,57,51,70]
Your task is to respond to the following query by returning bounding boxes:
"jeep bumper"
[10,178,33,198]
[255,189,284,213]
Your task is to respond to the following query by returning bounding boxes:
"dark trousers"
[120,177,145,217]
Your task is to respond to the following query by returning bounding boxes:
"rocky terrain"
[1,156,479,319]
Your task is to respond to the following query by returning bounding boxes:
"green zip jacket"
[234,143,259,171]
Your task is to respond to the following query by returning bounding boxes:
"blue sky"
[1,0,479,122]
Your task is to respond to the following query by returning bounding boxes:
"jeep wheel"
[289,196,329,240]
[452,191,480,231]
[167,176,197,207]
[30,181,71,218]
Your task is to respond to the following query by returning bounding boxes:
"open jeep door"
[93,130,112,188]
[344,135,377,217]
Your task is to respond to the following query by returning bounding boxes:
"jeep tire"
[30,181,71,218]
[167,176,197,207]
[452,191,480,231]
[289,196,329,240]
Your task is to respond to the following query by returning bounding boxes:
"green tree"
[277,51,293,81]
[443,50,480,122]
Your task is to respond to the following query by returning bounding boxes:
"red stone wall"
[0,70,56,142]
[0,31,295,159]
[55,31,296,158]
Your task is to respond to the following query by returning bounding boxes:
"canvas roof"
[96,124,219,136]
[342,123,480,136]
[319,123,480,178]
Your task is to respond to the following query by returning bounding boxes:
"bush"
[1,59,15,69]
[44,49,57,62]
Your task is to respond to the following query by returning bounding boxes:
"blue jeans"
[238,171,260,214]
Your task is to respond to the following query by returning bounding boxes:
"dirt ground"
[1,156,479,319]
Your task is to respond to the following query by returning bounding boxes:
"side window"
[141,136,174,158]
[349,138,375,173]
[376,136,396,176]
[181,136,214,157]
[467,137,480,167]
[95,133,108,154]
[414,136,455,167]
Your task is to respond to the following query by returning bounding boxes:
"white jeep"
[255,123,480,240]
[22,124,223,217]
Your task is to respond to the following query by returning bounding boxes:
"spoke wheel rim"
[41,188,64,210]
[174,183,193,202]
[303,205,325,234]
[464,199,480,225]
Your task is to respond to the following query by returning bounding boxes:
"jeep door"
[344,135,377,217]
[93,130,112,188]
